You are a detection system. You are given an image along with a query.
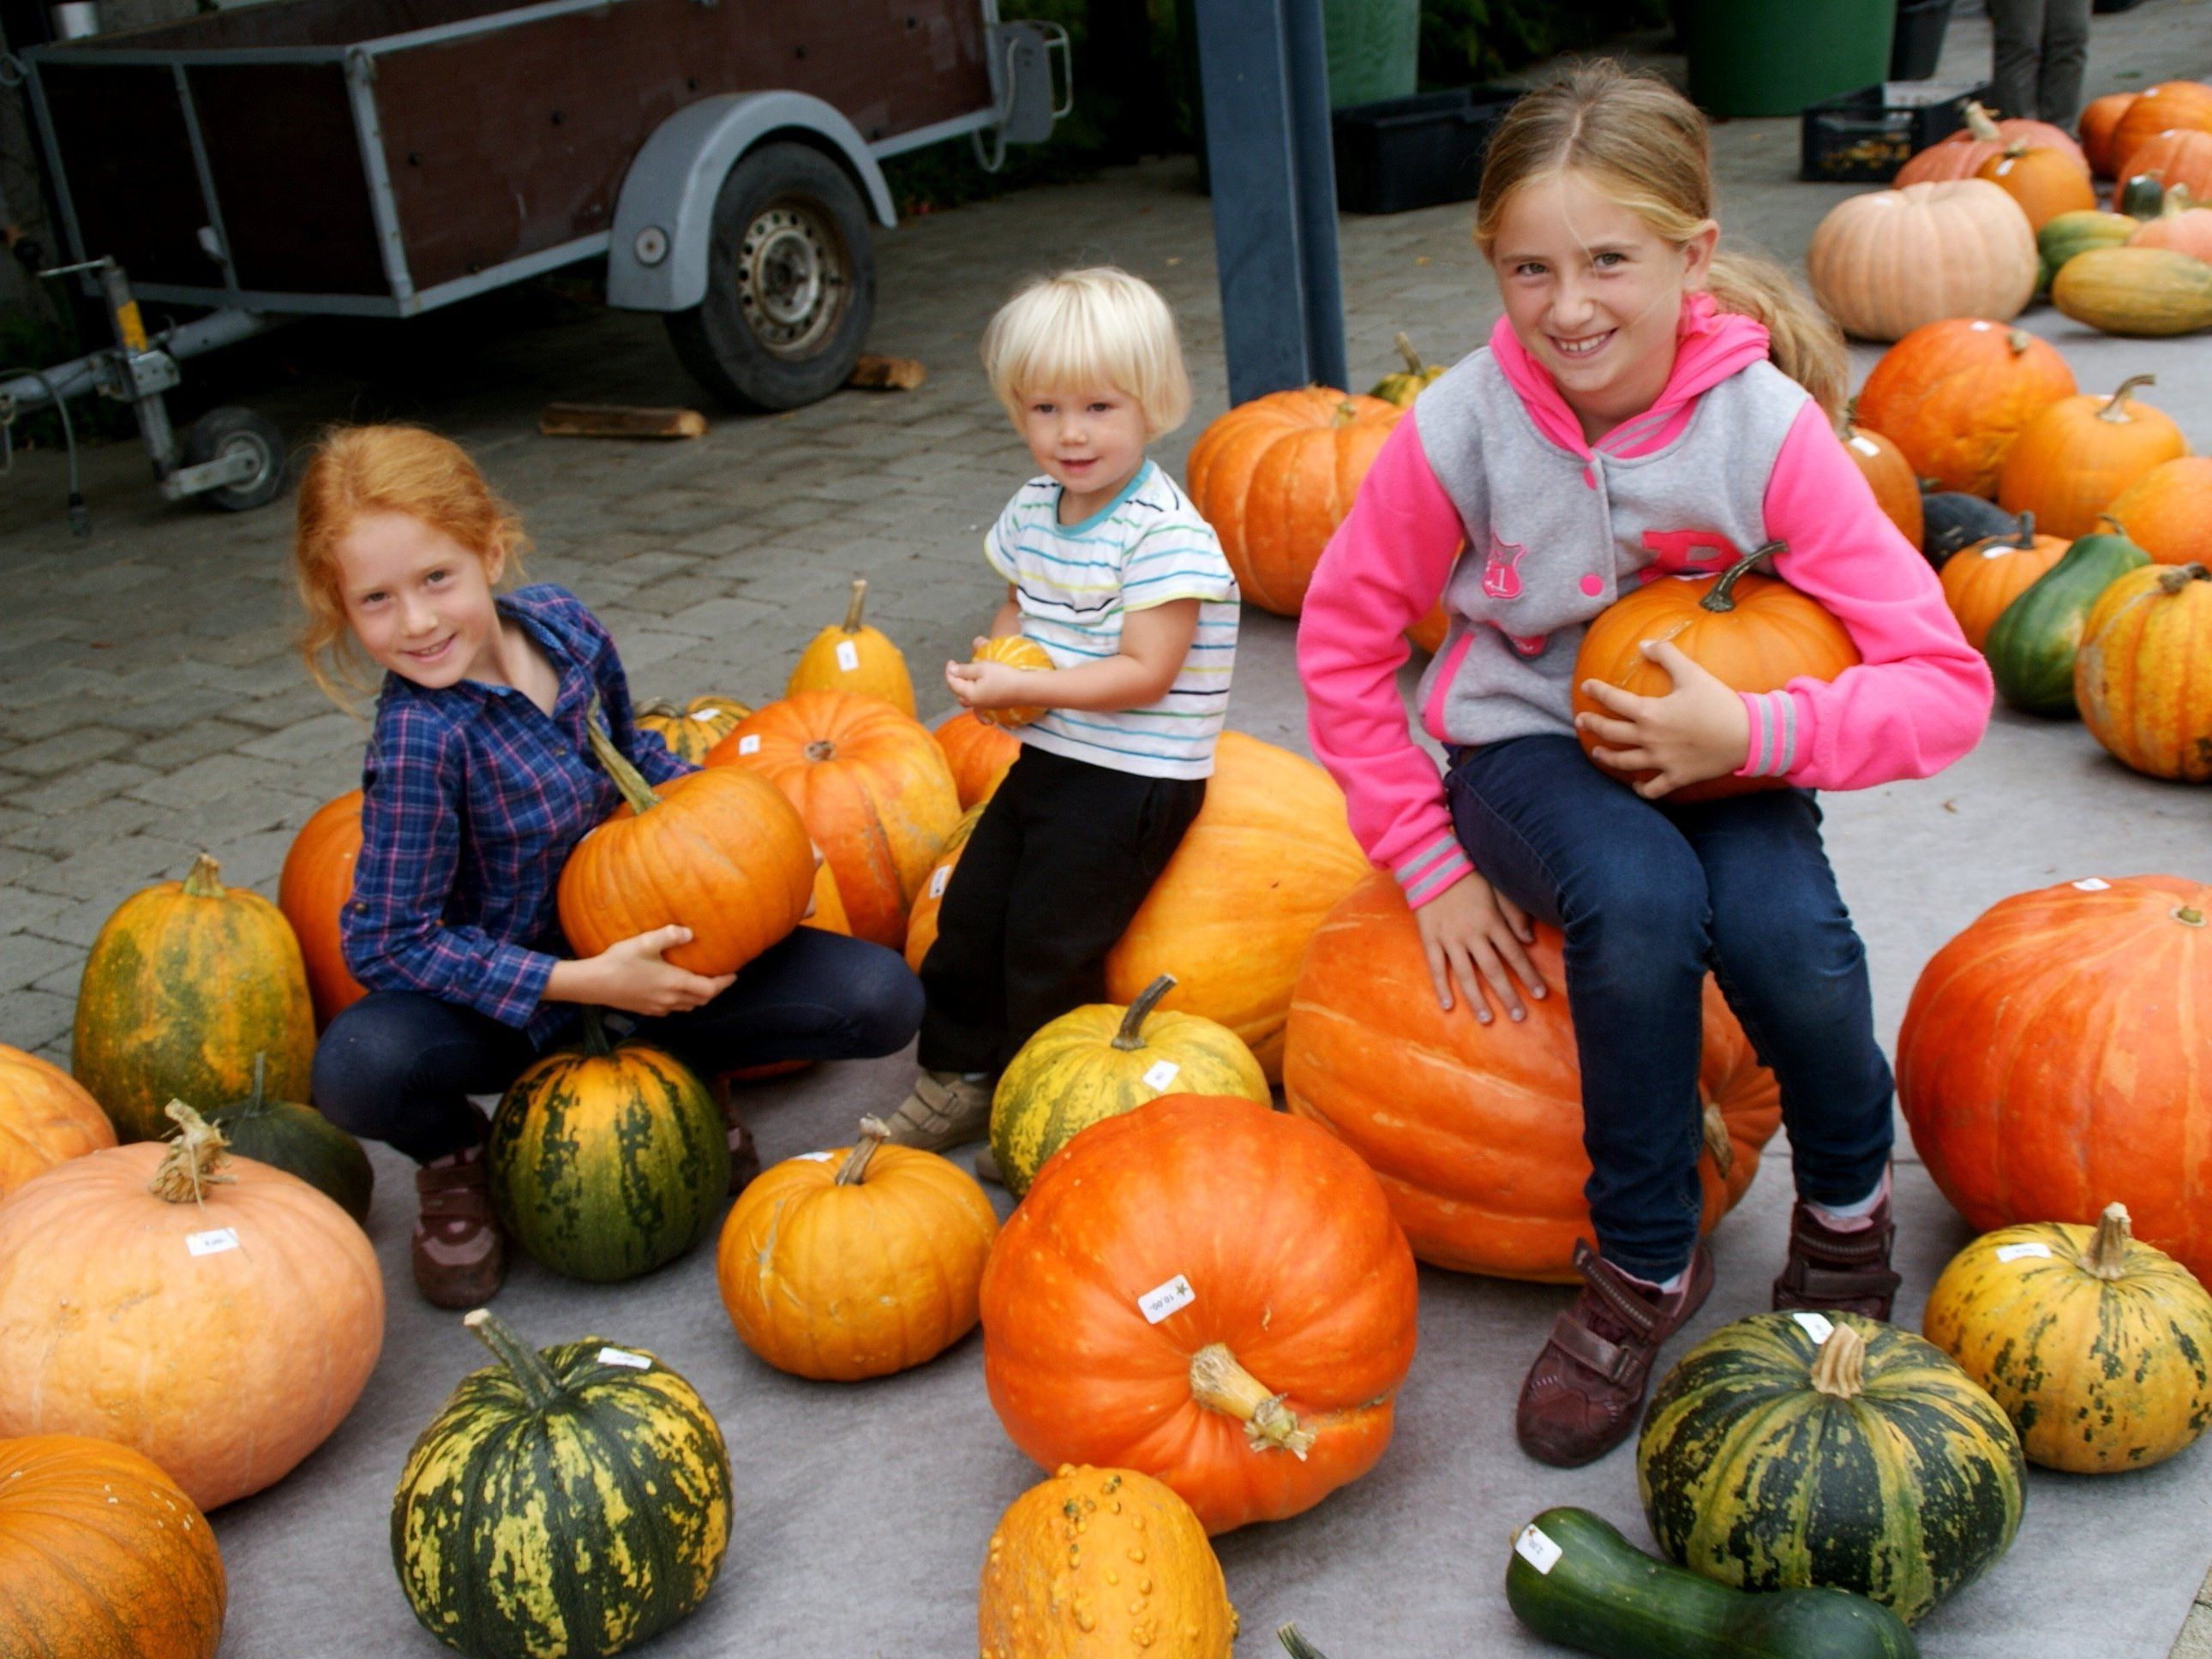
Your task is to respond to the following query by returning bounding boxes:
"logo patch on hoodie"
[1482,531,1529,599]
[1639,528,1740,584]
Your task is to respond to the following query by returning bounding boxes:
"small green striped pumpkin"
[392,1310,732,1659]
[1638,1311,2024,1626]
[488,1012,728,1282]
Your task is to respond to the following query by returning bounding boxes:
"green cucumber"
[1987,524,2152,716]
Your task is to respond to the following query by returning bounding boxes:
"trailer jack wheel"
[181,405,287,512]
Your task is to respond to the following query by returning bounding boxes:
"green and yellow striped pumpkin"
[990,973,1270,1197]
[1925,1201,2212,1473]
[488,1012,728,1282]
[1637,1312,2024,1626]
[392,1311,731,1659]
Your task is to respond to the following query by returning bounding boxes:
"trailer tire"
[184,406,287,512]
[666,141,876,412]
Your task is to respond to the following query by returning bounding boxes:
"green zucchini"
[1987,524,2151,716]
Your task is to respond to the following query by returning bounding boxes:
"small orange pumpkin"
[1855,319,2077,498]
[0,1044,114,1197]
[1941,512,2070,651]
[932,710,1019,809]
[633,694,752,765]
[786,578,915,716]
[903,804,984,971]
[2108,82,2212,177]
[1976,142,2096,231]
[969,634,1055,729]
[1997,374,2190,540]
[2082,93,2139,177]
[278,790,367,1030]
[2105,457,2212,566]
[1844,417,1924,545]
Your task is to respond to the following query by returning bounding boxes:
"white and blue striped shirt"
[984,460,1238,781]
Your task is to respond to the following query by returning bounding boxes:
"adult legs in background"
[2037,0,2091,128]
[1987,0,2047,125]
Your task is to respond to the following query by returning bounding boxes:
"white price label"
[694,706,722,722]
[835,640,860,673]
[2071,877,2111,892]
[1848,435,1878,457]
[186,1227,239,1257]
[1142,1059,1181,1092]
[1791,1310,1836,1345]
[928,865,951,898]
[795,1151,836,1164]
[596,1347,652,1370]
[1514,1524,1563,1576]
[1137,1273,1196,1325]
[1996,1242,2054,1263]
[737,734,761,755]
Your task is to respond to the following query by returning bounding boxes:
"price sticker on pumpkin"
[186,1228,240,1257]
[695,707,722,722]
[836,640,860,673]
[1137,1273,1196,1325]
[795,1151,836,1164]
[928,866,951,899]
[736,734,761,756]
[1142,1059,1181,1093]
[596,1347,652,1370]
[1791,1310,1836,1345]
[1514,1523,1563,1576]
[1996,1242,2054,1263]
[2071,877,2111,892]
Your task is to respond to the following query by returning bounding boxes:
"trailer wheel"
[667,141,876,412]
[184,406,287,512]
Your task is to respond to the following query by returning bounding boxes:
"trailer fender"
[608,92,896,313]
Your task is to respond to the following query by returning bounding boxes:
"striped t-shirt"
[984,459,1238,781]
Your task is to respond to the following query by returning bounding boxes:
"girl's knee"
[312,996,428,1135]
[1568,850,1710,963]
[844,949,926,1057]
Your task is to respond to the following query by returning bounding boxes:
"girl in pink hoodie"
[1298,63,1991,1467]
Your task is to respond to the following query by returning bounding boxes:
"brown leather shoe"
[412,1143,508,1309]
[711,1076,761,1197]
[1773,1189,1902,1321]
[1516,1240,1713,1468]
[880,1069,995,1153]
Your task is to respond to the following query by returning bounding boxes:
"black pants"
[917,746,1205,1075]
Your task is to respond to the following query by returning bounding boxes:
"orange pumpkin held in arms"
[279,790,368,1029]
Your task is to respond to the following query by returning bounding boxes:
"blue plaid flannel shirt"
[340,584,691,1043]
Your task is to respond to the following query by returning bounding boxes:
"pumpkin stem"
[2176,907,2206,928]
[1700,1099,1734,1177]
[1808,1321,1867,1399]
[1278,1625,1331,1659]
[462,1309,566,1410]
[840,578,868,635]
[2095,512,2127,538]
[803,739,836,763]
[1188,1342,1316,1458]
[581,703,662,817]
[2001,511,2037,551]
[2005,327,2034,356]
[2160,563,2211,593]
[1333,398,1361,428]
[1963,100,2004,142]
[1697,542,1783,614]
[634,698,681,719]
[1394,332,1424,375]
[1112,973,1178,1051]
[148,1101,236,1204]
[836,1117,893,1185]
[181,852,225,899]
[2100,374,2155,422]
[579,1006,613,1059]
[2086,1202,2134,1280]
[248,1051,267,1113]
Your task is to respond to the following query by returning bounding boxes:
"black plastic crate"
[1333,86,1523,215]
[2093,0,2149,12]
[1801,80,1990,183]
[1890,0,1951,81]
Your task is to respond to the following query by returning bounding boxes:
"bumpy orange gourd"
[902,804,984,971]
[932,710,1019,809]
[716,1117,998,1381]
[1899,875,2212,1283]
[979,1465,1237,1659]
[1184,386,1401,614]
[2082,93,2137,177]
[710,691,962,949]
[1284,872,1782,1280]
[2075,561,2212,782]
[0,1043,113,1196]
[0,1105,385,1510]
[0,1434,227,1659]
[786,578,915,716]
[2105,458,2212,566]
[558,720,814,976]
[1940,512,2070,650]
[279,789,367,1029]
[2108,81,2212,177]
[634,694,752,764]
[1572,544,1861,801]
[1896,101,2089,185]
[1998,375,2189,539]
[980,1093,1418,1534]
[1105,732,1370,1078]
[1855,319,2077,498]
[970,634,1055,729]
[1975,143,2095,231]
[1844,418,1924,545]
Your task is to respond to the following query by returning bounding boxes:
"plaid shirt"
[341,584,690,1043]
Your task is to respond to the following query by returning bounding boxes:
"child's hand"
[1414,871,1548,1023]
[581,925,735,1017]
[946,638,1031,711]
[1576,640,1753,799]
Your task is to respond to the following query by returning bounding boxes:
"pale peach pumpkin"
[1808,181,2037,343]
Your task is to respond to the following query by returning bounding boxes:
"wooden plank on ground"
[540,403,707,439]
[847,355,926,391]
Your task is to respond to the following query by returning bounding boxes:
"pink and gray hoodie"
[1298,295,1993,907]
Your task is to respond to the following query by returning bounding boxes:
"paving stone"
[15,832,206,902]
[237,712,373,767]
[5,794,167,853]
[657,595,782,638]
[0,929,79,994]
[134,716,273,770]
[0,986,74,1053]
[0,886,69,936]
[25,894,126,950]
[9,760,165,818]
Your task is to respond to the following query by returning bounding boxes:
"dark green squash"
[391,1310,732,1659]
[2121,173,2171,219]
[203,1051,374,1224]
[1920,491,2017,571]
[1987,521,2151,716]
[1638,1313,2023,1626]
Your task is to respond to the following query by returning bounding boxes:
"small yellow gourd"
[972,635,1056,729]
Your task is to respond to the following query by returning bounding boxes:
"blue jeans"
[1446,735,1893,1280]
[313,927,924,1163]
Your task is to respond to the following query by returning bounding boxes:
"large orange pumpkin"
[2082,93,2138,177]
[902,803,984,971]
[1571,543,1862,802]
[279,790,367,1029]
[0,1104,385,1510]
[1184,386,1402,615]
[1105,731,1370,1080]
[558,720,814,976]
[1899,876,2212,1283]
[2117,129,2212,207]
[2105,457,2212,566]
[1855,319,2077,498]
[1940,512,2071,650]
[1975,143,2096,231]
[1997,374,2189,540]
[0,1434,227,1659]
[1844,418,1924,545]
[2108,81,2212,177]
[2075,561,2212,782]
[710,691,962,949]
[0,1043,113,1196]
[1894,102,2089,186]
[785,578,915,717]
[980,1093,1418,1534]
[1807,181,2038,343]
[1283,872,1782,1281]
[932,710,1019,809]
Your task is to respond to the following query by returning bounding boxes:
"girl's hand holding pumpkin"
[1576,639,1753,799]
[549,925,735,1017]
[1415,871,1547,1024]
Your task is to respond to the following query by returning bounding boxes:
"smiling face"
[333,509,507,690]
[1490,167,1717,442]
[1016,382,1150,523]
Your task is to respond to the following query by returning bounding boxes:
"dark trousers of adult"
[312,927,925,1164]
[1989,0,2090,127]
[918,745,1205,1075]
[1446,735,1894,1284]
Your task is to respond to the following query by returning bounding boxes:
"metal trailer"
[6,0,1067,512]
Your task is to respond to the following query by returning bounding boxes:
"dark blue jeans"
[312,927,924,1163]
[1446,735,1893,1280]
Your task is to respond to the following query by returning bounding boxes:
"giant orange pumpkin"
[980,1093,1418,1534]
[1844,418,1924,545]
[2081,93,2138,177]
[1940,512,2070,650]
[1855,319,2077,498]
[1571,543,1862,801]
[710,691,962,949]
[1807,181,2038,343]
[2075,561,2212,782]
[558,720,814,976]
[1283,872,1782,1281]
[1895,101,2089,186]
[1975,143,2096,231]
[1998,374,2189,540]
[1184,386,1401,615]
[0,1043,113,1196]
[1899,876,2212,1283]
[279,790,367,1029]
[2105,458,2212,566]
[2108,81,2212,177]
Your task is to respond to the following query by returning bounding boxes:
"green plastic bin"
[1322,0,1418,108]
[1682,0,1896,117]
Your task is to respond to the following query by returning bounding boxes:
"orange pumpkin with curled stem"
[1895,100,2089,185]
[969,634,1055,729]
[279,790,368,1030]
[0,1044,113,1197]
[1998,374,2188,540]
[1940,512,2070,651]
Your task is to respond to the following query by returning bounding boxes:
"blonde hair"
[981,267,1193,436]
[292,424,529,708]
[1473,62,1847,422]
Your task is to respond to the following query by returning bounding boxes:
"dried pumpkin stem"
[634,697,681,719]
[1698,541,1784,614]
[1278,1625,1331,1659]
[803,739,837,763]
[463,1309,566,1410]
[840,578,868,634]
[2161,563,2210,593]
[1333,398,1360,427]
[1188,1342,1316,1459]
[2086,1202,2133,1281]
[1112,974,1178,1051]
[2005,327,2034,355]
[1809,1322,1867,1399]
[2004,511,2037,551]
[2100,374,2155,422]
[247,1051,267,1113]
[148,1100,235,1204]
[836,1117,892,1186]
[1963,100,2003,142]
[181,852,225,899]
[1700,1099,1734,1177]
[581,703,661,816]
[1394,332,1423,375]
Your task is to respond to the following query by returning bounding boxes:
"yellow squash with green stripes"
[990,973,1269,1197]
[392,1310,732,1659]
